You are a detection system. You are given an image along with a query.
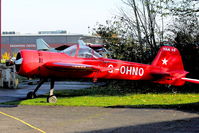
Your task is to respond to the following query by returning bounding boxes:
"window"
[61,45,77,56]
[61,40,102,58]
[77,45,101,58]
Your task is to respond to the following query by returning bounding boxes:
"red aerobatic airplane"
[12,40,199,103]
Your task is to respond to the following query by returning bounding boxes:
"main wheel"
[27,91,37,99]
[47,95,57,103]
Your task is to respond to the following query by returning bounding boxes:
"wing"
[44,62,109,72]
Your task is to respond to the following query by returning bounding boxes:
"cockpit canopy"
[61,40,102,58]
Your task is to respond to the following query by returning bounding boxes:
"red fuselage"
[16,49,187,86]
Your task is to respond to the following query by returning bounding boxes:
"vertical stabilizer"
[36,39,51,50]
[152,46,184,71]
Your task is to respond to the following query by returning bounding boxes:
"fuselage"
[16,49,187,86]
[16,50,154,79]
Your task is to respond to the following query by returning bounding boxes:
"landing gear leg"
[47,79,57,103]
[168,85,178,94]
[27,79,46,99]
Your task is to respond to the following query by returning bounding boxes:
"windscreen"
[62,40,102,58]
[77,45,102,58]
[61,45,77,56]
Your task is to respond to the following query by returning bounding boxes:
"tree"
[92,0,199,92]
[119,0,167,53]
[93,20,143,62]
[167,0,199,39]
[92,0,170,63]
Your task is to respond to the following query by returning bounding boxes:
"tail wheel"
[172,88,178,94]
[27,91,37,99]
[47,95,57,103]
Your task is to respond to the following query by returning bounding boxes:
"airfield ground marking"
[0,111,46,133]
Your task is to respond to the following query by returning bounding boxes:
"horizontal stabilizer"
[181,78,199,84]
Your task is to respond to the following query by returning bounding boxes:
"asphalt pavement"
[0,106,198,133]
[0,81,198,133]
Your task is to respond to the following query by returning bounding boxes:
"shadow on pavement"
[80,117,199,133]
[0,105,18,108]
[106,102,199,114]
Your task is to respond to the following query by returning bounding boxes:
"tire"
[47,95,57,103]
[26,91,37,99]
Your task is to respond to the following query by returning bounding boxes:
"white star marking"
[162,58,168,65]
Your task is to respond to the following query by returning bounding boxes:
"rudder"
[151,46,184,71]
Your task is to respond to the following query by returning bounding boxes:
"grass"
[2,87,199,109]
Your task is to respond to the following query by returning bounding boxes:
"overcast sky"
[2,0,123,34]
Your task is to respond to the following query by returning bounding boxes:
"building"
[1,33,103,59]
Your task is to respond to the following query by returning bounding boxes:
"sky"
[2,0,123,34]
